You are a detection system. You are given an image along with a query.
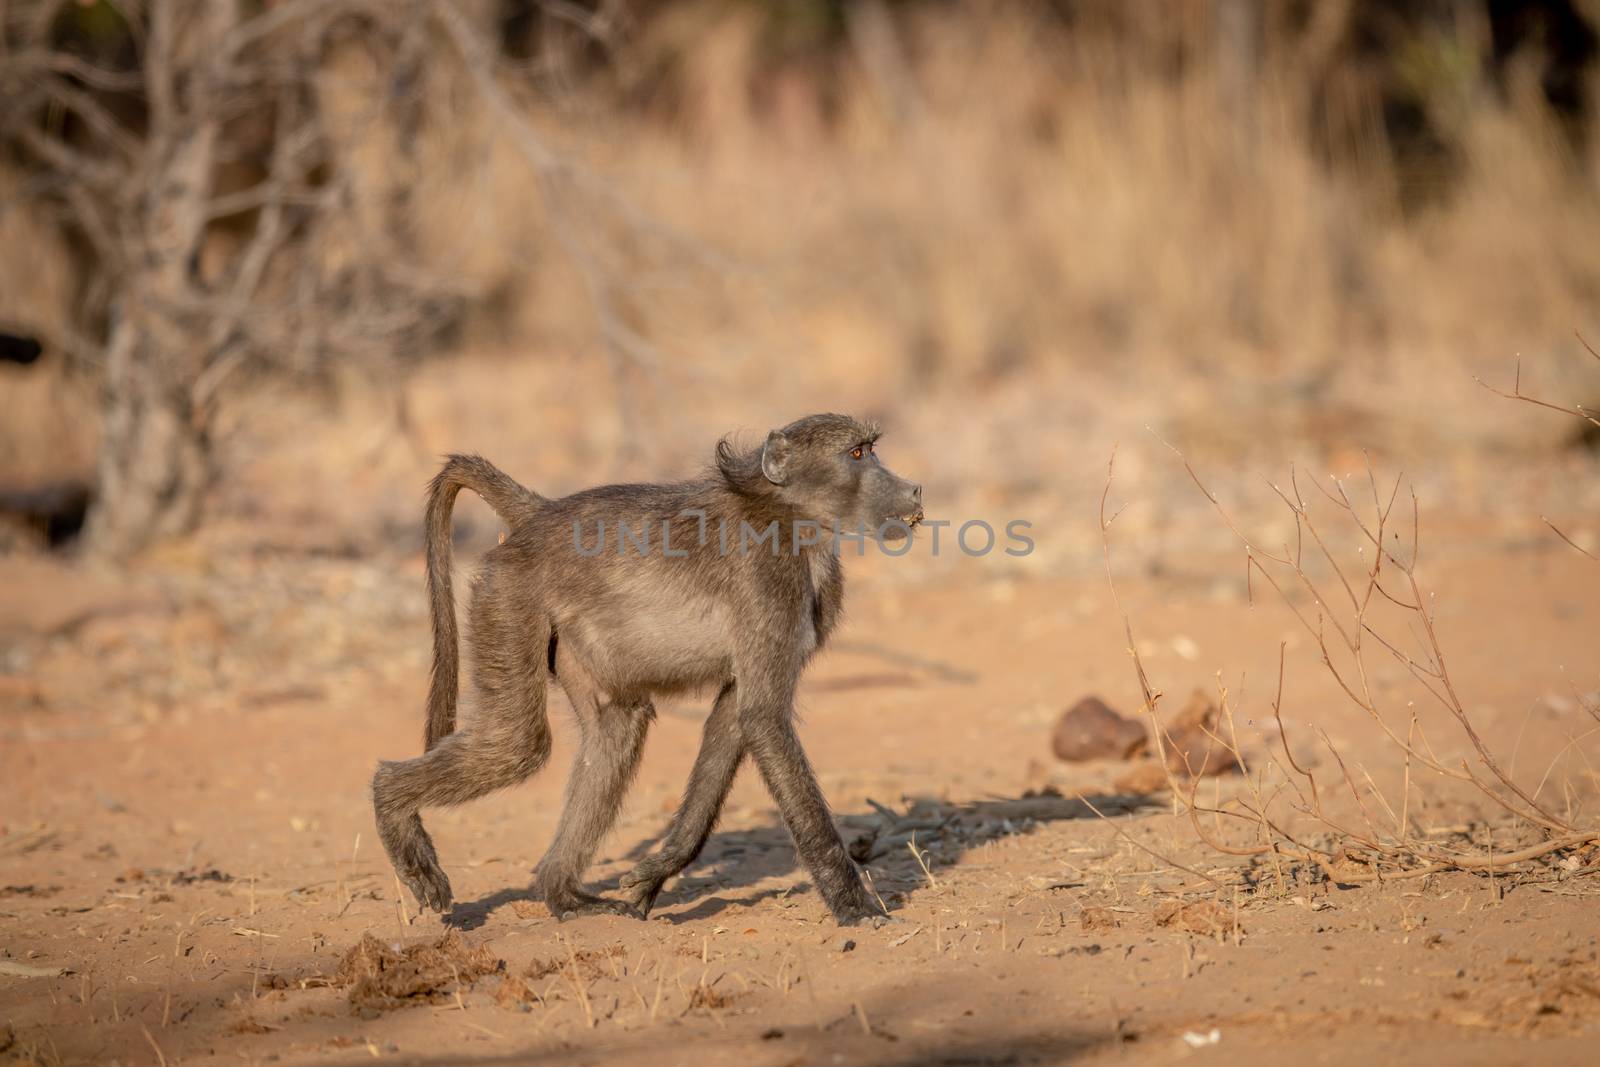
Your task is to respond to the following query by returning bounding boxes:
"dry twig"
[1099,444,1599,886]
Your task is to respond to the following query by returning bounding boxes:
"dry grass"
[4,4,1599,551]
[1100,438,1600,888]
[384,5,1600,470]
[264,4,1600,553]
[1478,335,1600,559]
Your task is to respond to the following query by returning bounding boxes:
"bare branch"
[1542,516,1597,561]
[1476,358,1600,429]
[1102,442,1595,886]
[1576,330,1600,365]
[1,49,145,91]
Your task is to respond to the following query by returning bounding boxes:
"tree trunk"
[81,0,235,557]
[82,319,213,558]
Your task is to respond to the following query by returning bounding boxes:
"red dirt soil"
[2,541,1599,1065]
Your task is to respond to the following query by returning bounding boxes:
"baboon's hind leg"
[536,646,653,918]
[372,615,553,914]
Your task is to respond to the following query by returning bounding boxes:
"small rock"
[1051,696,1147,762]
[1181,1028,1221,1048]
[838,938,856,953]
[1160,690,1236,778]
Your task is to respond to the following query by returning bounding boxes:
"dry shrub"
[1478,337,1600,560]
[334,931,502,1014]
[177,1,1600,526]
[1101,441,1600,887]
[455,3,1600,470]
[13,5,1596,553]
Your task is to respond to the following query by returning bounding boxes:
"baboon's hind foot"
[541,879,633,921]
[383,813,454,913]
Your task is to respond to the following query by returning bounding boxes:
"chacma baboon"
[372,414,924,925]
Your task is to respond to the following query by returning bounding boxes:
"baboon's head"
[717,414,924,539]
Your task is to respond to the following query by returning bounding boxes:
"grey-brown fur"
[372,414,923,924]
[423,455,547,751]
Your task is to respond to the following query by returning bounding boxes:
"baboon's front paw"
[616,858,663,889]
[399,860,453,913]
[618,861,668,918]
[621,877,666,919]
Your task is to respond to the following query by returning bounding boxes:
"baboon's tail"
[424,454,545,752]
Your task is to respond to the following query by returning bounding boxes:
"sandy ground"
[3,517,1599,1066]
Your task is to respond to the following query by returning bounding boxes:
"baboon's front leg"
[736,674,883,926]
[619,681,742,917]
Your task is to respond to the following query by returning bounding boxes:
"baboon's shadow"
[447,791,1154,929]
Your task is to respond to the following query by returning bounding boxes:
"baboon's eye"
[850,446,863,460]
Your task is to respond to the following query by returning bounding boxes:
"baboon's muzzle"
[883,480,923,536]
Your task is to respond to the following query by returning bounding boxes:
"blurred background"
[2,0,1598,602]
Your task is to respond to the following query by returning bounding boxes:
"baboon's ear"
[760,430,792,485]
